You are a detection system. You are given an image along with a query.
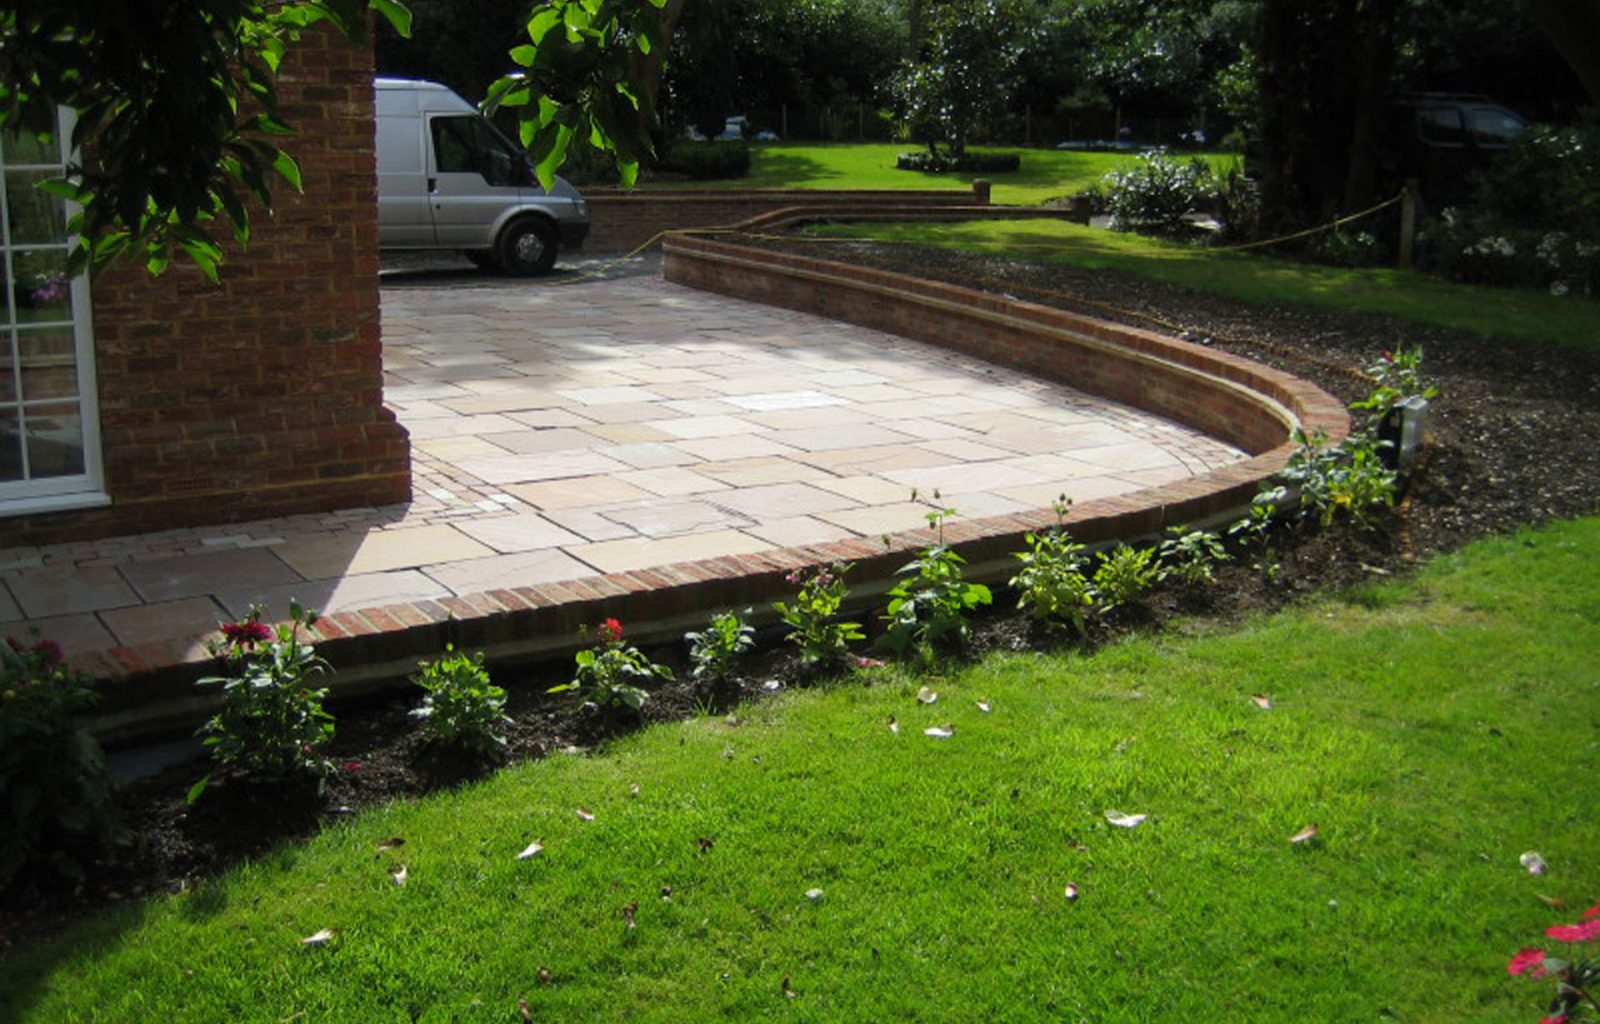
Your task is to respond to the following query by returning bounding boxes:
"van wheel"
[496,218,559,276]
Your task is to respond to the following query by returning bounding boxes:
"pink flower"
[1507,948,1547,975]
[1545,918,1600,943]
[221,619,273,647]
[597,618,624,643]
[342,761,363,773]
[1583,903,1600,920]
[1540,1016,1567,1024]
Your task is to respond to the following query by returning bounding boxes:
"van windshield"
[431,115,529,187]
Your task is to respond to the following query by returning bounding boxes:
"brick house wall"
[0,24,411,547]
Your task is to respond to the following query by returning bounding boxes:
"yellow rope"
[1203,192,1404,253]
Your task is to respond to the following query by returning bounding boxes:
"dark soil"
[7,243,1600,950]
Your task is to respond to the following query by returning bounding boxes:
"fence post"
[1399,178,1418,270]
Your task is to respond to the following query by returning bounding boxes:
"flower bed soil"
[5,245,1599,949]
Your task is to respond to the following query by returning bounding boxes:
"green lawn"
[6,518,1598,1022]
[811,218,1600,351]
[658,142,1232,206]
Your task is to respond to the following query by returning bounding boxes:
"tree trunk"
[1518,0,1600,102]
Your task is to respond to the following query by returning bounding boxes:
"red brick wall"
[0,25,410,546]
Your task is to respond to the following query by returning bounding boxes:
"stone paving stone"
[601,499,754,538]
[1005,453,1124,480]
[693,456,833,487]
[506,475,656,509]
[765,423,918,453]
[793,444,955,476]
[403,413,524,440]
[648,414,760,440]
[540,508,641,542]
[7,565,140,618]
[477,427,598,455]
[937,492,1035,518]
[917,437,1020,462]
[572,402,674,425]
[723,390,847,412]
[569,528,772,575]
[740,406,875,430]
[557,385,664,406]
[616,467,729,497]
[218,570,454,619]
[440,391,566,415]
[667,435,801,462]
[414,436,517,461]
[884,460,1051,496]
[582,423,674,444]
[745,516,857,547]
[424,548,591,595]
[817,501,942,537]
[455,513,584,553]
[0,584,20,622]
[996,477,1143,507]
[101,597,226,648]
[709,482,861,520]
[274,524,495,579]
[1070,442,1184,472]
[119,547,301,603]
[453,449,633,486]
[598,443,700,470]
[13,612,115,652]
[811,475,920,505]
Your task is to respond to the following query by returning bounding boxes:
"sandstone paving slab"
[101,597,226,648]
[424,548,591,595]
[0,584,20,622]
[570,528,773,575]
[601,499,754,538]
[505,475,657,509]
[455,513,585,553]
[709,482,862,520]
[119,547,301,603]
[7,564,140,618]
[745,515,858,547]
[273,524,494,579]
[218,570,453,619]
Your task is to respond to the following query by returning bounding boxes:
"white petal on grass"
[976,699,992,713]
[301,928,335,947]
[517,841,544,861]
[887,716,900,734]
[376,837,405,852]
[1064,882,1080,902]
[1104,810,1147,828]
[916,686,938,705]
[1288,824,1319,845]
[391,865,408,887]
[1251,693,1273,710]
[804,888,824,900]
[923,724,955,739]
[576,807,595,822]
[1520,851,1549,875]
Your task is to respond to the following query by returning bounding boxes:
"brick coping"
[84,224,1347,744]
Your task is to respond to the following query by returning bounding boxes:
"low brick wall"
[0,25,411,547]
[583,182,1020,253]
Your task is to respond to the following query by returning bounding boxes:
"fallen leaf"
[518,997,533,1022]
[887,716,900,734]
[976,699,992,713]
[390,865,408,887]
[621,901,638,929]
[923,724,955,738]
[1251,693,1273,710]
[1288,824,1319,845]
[301,928,335,947]
[576,807,595,822]
[629,784,641,797]
[1520,851,1548,876]
[1064,882,1079,902]
[1104,810,1147,828]
[516,841,544,861]
[697,836,715,854]
[762,679,782,691]
[782,974,798,999]
[916,686,938,704]
[1536,893,1568,909]
[376,837,405,852]
[804,888,824,900]
[536,966,552,984]
[660,885,673,900]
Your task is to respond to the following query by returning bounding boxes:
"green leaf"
[271,150,303,192]
[509,44,538,67]
[368,0,412,36]
[526,7,563,44]
[186,775,212,805]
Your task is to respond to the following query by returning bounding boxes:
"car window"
[430,116,524,186]
[1469,107,1526,147]
[1417,107,1466,146]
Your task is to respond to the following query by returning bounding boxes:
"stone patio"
[0,257,1245,673]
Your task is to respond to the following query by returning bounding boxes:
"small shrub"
[1010,502,1093,635]
[685,610,755,682]
[410,645,509,754]
[194,602,333,795]
[1229,490,1283,581]
[879,507,992,656]
[0,637,119,891]
[1101,150,1214,234]
[655,140,751,180]
[773,562,864,666]
[895,150,1021,173]
[1504,902,1600,1024]
[1158,526,1228,587]
[1092,543,1161,613]
[550,618,672,712]
[1281,428,1397,530]
[1349,344,1438,431]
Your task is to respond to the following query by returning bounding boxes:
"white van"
[375,78,589,275]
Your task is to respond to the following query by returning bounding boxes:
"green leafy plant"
[1229,490,1282,581]
[1349,345,1439,430]
[1101,150,1215,234]
[879,507,992,656]
[410,645,510,754]
[1281,428,1398,529]
[1010,499,1093,636]
[1158,525,1229,587]
[773,563,864,666]
[1092,543,1162,613]
[685,610,756,682]
[0,636,120,891]
[193,603,334,800]
[1505,902,1600,1023]
[550,618,672,712]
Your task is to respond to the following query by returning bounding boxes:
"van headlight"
[573,199,588,218]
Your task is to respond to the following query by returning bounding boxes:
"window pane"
[23,402,84,478]
[5,171,67,244]
[1,131,59,167]
[19,328,77,400]
[1469,108,1526,147]
[7,249,71,324]
[0,409,24,482]
[0,334,17,404]
[1418,108,1465,146]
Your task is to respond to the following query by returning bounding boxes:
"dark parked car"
[1376,93,1528,203]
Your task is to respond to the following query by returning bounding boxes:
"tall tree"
[1516,0,1600,103]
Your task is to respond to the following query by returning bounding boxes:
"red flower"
[1540,1016,1568,1024]
[1583,903,1600,920]
[1545,918,1600,943]
[597,618,624,643]
[220,619,273,647]
[30,639,63,668]
[342,761,363,773]
[1507,948,1548,975]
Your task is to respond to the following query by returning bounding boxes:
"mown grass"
[655,142,1232,206]
[5,517,1598,1022]
[809,218,1600,352]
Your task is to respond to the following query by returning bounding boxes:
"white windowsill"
[0,490,111,518]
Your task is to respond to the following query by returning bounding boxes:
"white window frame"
[0,109,107,515]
